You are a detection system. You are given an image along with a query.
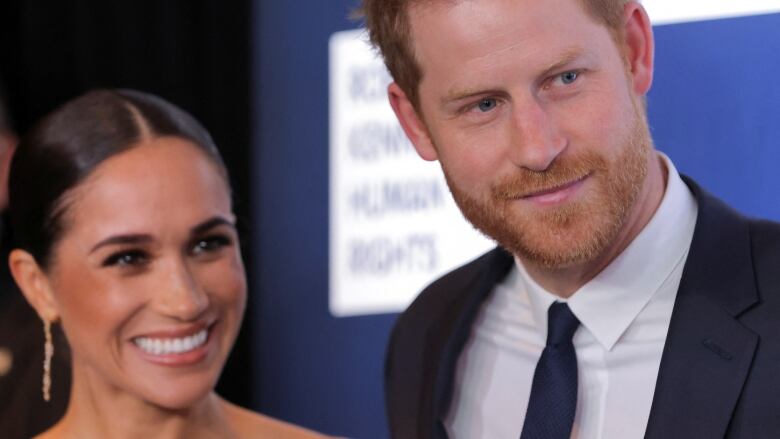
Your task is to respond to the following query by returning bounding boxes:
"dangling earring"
[43,319,53,402]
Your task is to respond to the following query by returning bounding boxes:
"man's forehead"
[407,0,592,15]
[407,0,608,67]
[406,0,602,37]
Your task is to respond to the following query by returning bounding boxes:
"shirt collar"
[519,153,698,350]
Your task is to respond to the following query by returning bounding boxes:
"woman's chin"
[140,383,217,412]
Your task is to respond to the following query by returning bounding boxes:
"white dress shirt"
[444,154,698,439]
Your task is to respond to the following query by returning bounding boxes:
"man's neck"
[522,152,669,298]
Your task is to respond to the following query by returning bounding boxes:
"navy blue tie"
[520,302,580,439]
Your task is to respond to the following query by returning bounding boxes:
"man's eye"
[476,98,498,112]
[102,250,148,267]
[559,71,579,85]
[191,235,232,255]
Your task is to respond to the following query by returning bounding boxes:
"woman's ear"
[9,249,59,322]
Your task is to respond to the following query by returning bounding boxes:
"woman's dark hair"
[0,76,12,133]
[8,89,229,269]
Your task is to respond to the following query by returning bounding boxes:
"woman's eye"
[102,250,148,267]
[559,71,579,85]
[476,98,498,112]
[191,235,232,255]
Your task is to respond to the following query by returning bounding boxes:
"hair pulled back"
[8,89,228,269]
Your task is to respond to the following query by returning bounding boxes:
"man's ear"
[387,82,439,161]
[621,2,655,95]
[9,249,59,323]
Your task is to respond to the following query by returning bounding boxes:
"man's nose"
[508,98,567,171]
[154,258,209,321]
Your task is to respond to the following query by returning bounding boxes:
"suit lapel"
[645,178,759,438]
[427,247,514,438]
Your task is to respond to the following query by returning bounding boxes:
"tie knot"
[546,302,580,347]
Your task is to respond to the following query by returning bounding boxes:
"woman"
[8,89,327,438]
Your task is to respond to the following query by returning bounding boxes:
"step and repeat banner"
[328,31,494,317]
[253,2,780,437]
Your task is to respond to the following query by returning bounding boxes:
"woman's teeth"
[134,329,208,355]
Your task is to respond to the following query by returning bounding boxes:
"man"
[0,80,70,438]
[361,0,780,438]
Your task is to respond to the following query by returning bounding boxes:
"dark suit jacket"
[385,178,780,438]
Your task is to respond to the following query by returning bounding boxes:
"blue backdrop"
[650,13,780,219]
[251,2,396,437]
[250,4,780,437]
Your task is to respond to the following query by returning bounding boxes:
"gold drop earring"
[43,319,53,402]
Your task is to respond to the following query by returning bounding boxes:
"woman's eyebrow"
[89,234,153,254]
[88,217,235,254]
[191,216,236,235]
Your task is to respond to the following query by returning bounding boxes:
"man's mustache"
[491,153,607,200]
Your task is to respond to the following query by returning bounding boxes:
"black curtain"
[0,0,253,407]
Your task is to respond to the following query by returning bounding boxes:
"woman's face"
[44,137,246,409]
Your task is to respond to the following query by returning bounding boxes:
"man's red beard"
[443,110,652,269]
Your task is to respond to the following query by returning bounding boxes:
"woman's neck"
[43,363,235,439]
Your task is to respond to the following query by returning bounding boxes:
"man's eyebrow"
[440,86,497,109]
[439,47,588,108]
[539,47,588,78]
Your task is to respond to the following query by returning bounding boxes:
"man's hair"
[360,0,631,110]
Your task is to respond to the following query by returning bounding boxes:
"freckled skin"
[389,0,665,296]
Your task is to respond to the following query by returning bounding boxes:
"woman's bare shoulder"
[223,400,334,439]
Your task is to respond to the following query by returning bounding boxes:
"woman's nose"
[154,258,209,321]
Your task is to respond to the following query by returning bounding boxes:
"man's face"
[400,0,654,268]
